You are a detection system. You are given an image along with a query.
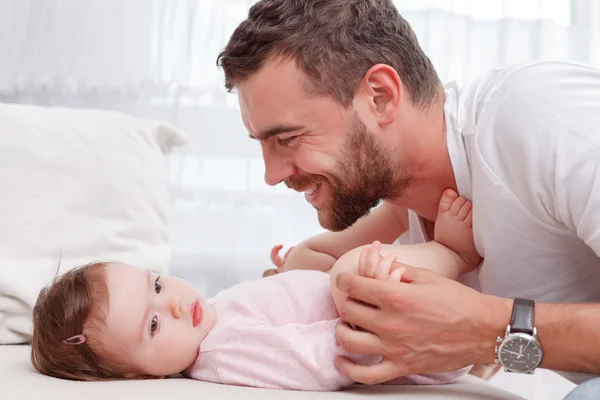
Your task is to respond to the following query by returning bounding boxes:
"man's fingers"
[336,293,381,328]
[336,272,396,307]
[335,320,385,355]
[335,357,404,385]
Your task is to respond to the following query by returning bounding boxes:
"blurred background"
[1,1,599,398]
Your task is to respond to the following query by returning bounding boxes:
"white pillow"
[0,103,188,344]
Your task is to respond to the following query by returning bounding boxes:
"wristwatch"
[494,298,543,374]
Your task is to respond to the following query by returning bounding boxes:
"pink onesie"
[183,270,467,391]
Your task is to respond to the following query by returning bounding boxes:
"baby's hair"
[31,261,135,381]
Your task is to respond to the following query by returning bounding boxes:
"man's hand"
[333,266,511,384]
[263,244,295,277]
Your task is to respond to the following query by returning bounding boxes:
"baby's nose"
[170,296,183,319]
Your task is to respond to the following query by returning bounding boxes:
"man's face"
[237,58,410,231]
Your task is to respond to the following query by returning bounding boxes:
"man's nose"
[262,144,296,186]
[169,295,183,319]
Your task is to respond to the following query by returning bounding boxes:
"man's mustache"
[284,175,326,191]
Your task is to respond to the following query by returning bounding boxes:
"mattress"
[0,345,524,399]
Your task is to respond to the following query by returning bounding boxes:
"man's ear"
[357,64,402,127]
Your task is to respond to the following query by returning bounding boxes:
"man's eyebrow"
[249,125,304,141]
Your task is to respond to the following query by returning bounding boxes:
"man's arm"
[534,303,600,373]
[333,63,600,383]
[268,201,407,274]
[484,64,600,371]
[332,267,510,384]
[333,270,600,385]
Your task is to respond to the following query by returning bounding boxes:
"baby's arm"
[329,241,459,310]
[265,201,407,275]
[244,270,340,326]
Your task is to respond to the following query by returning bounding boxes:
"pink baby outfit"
[184,270,467,391]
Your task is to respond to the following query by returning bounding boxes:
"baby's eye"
[150,316,159,336]
[154,276,162,294]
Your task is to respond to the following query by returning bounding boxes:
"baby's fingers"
[358,246,369,277]
[270,244,284,267]
[362,241,382,278]
[388,266,406,282]
[375,254,397,281]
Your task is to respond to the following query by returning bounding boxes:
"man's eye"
[154,276,162,294]
[278,136,297,146]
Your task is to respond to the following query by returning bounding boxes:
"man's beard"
[286,113,411,232]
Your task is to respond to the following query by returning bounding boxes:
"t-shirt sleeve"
[478,62,600,256]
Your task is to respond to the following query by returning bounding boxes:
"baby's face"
[101,263,215,377]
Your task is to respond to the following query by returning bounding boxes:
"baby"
[31,189,480,390]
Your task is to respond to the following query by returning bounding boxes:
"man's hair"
[217,0,441,108]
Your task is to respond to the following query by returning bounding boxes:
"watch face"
[498,333,543,372]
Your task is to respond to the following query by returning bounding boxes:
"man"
[216,0,600,395]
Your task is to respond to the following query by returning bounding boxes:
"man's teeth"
[305,185,318,195]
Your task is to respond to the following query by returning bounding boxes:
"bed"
[0,103,526,399]
[1,345,524,400]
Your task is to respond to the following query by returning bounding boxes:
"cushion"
[0,345,525,399]
[0,102,187,344]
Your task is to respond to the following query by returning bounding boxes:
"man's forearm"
[536,302,600,373]
[480,297,600,373]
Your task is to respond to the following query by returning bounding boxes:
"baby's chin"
[139,364,191,379]
[131,351,200,378]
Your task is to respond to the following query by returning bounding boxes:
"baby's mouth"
[191,301,203,327]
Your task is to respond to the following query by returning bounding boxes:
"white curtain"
[1,0,598,294]
[1,0,597,397]
[1,0,598,292]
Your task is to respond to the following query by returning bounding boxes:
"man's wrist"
[472,298,600,374]
[475,295,512,365]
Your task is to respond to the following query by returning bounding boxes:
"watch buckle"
[493,325,511,364]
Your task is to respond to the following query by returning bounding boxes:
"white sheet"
[0,345,524,400]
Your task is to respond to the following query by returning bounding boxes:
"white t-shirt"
[400,60,600,383]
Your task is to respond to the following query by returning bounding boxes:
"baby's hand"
[263,244,296,277]
[359,241,405,282]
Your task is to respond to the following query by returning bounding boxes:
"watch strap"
[510,298,535,335]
